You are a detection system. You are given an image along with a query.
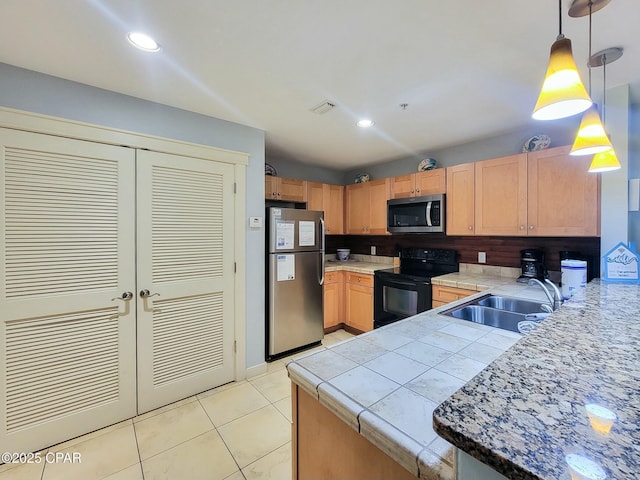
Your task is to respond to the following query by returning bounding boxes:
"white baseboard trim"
[245,362,268,379]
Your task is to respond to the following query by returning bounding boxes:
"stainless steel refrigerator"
[266,207,324,360]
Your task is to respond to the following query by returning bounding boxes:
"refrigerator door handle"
[319,217,325,286]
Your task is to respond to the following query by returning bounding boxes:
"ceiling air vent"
[310,101,337,115]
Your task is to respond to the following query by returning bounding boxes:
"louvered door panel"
[0,128,136,453]
[136,150,235,413]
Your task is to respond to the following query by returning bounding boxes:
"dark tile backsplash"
[326,234,600,275]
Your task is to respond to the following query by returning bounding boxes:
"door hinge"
[233,182,237,194]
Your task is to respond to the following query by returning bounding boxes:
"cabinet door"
[346,183,370,234]
[368,178,390,234]
[323,272,343,329]
[390,174,416,199]
[279,177,307,202]
[0,128,136,453]
[325,184,344,234]
[527,146,600,236]
[446,163,475,235]
[415,169,446,196]
[475,153,527,236]
[345,282,373,333]
[265,175,278,199]
[432,285,477,304]
[307,181,324,212]
[136,150,236,413]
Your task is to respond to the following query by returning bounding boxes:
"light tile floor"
[0,329,354,480]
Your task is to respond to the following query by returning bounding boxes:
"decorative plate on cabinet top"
[522,134,551,153]
[265,163,277,176]
[354,173,370,183]
[417,158,437,171]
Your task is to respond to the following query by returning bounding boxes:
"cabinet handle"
[529,225,534,230]
[468,225,473,230]
[519,225,525,230]
[410,189,414,194]
[416,189,420,194]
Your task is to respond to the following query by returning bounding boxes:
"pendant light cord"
[602,53,607,125]
[557,0,565,39]
[588,1,593,96]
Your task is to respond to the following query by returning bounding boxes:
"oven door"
[374,273,432,329]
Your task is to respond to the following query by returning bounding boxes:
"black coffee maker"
[517,249,547,283]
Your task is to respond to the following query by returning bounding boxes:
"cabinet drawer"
[346,272,373,287]
[432,285,477,303]
[325,271,339,284]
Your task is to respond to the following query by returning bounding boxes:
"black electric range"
[374,248,459,328]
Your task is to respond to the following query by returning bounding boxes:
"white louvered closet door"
[136,150,235,413]
[0,128,137,453]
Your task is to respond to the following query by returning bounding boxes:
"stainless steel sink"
[475,295,552,314]
[440,294,552,334]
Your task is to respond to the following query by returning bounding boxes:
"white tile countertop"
[287,274,552,479]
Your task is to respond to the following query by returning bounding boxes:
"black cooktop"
[375,247,459,280]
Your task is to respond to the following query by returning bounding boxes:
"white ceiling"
[1,1,638,170]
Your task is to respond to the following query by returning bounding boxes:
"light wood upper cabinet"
[346,179,390,235]
[265,176,307,202]
[475,153,528,236]
[446,163,475,236]
[527,146,600,236]
[390,169,446,199]
[307,182,344,235]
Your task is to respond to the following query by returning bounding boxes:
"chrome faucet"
[528,278,563,311]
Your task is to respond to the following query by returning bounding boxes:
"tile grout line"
[132,420,145,480]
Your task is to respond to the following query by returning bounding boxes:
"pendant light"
[532,0,592,120]
[569,0,612,156]
[588,47,623,173]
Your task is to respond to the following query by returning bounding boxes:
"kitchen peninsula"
[287,277,640,479]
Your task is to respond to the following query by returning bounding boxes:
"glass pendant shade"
[532,38,592,120]
[588,148,621,173]
[570,105,613,155]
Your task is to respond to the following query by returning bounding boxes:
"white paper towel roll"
[561,260,587,299]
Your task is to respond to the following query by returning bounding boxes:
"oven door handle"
[383,279,425,288]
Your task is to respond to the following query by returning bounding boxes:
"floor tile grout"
[9,329,353,480]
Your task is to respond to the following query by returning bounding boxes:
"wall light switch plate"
[371,246,376,255]
[249,216,263,229]
[478,252,486,263]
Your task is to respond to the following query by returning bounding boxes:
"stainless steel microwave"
[387,194,445,233]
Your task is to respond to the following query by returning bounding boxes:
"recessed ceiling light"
[357,119,374,128]
[126,32,161,52]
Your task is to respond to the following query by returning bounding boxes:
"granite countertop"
[287,274,549,479]
[433,279,640,480]
[324,254,396,274]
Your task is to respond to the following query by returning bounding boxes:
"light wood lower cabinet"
[432,284,477,308]
[292,384,417,480]
[345,272,374,332]
[323,271,344,330]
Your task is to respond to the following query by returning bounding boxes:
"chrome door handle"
[140,289,160,298]
[112,291,133,301]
